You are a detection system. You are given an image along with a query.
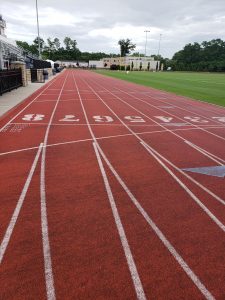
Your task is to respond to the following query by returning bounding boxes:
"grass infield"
[95,70,225,107]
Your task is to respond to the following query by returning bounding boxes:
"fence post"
[10,61,27,86]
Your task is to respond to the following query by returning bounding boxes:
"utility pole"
[144,30,150,57]
[36,0,41,59]
[157,34,162,57]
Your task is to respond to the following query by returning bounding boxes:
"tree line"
[16,36,115,61]
[16,36,225,72]
[169,39,225,72]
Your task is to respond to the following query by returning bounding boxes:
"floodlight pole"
[36,0,41,59]
[144,30,150,57]
[157,34,162,56]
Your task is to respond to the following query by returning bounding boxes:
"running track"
[0,70,225,300]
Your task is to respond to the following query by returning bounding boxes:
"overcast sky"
[1,0,225,58]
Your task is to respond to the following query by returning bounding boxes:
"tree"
[131,52,145,57]
[16,41,33,53]
[33,37,45,53]
[118,39,136,57]
[53,38,60,50]
[64,37,77,51]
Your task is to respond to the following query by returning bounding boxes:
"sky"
[0,0,225,58]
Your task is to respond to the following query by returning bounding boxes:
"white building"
[89,60,104,68]
[89,56,160,71]
[56,60,88,68]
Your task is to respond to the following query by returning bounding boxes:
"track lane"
[1,70,225,299]
[0,71,69,299]
[83,74,225,198]
[76,71,225,299]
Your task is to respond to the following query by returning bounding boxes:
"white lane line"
[81,77,225,229]
[93,142,146,300]
[86,77,225,163]
[8,122,225,128]
[1,125,225,158]
[114,87,225,141]
[95,142,215,300]
[0,143,43,264]
[142,94,225,127]
[185,141,225,165]
[141,142,225,206]
[88,76,225,141]
[0,75,61,132]
[40,73,69,300]
[141,141,225,232]
[72,73,147,300]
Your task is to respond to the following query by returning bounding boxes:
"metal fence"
[0,69,22,96]
[31,69,45,83]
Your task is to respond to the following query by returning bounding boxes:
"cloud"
[0,0,225,58]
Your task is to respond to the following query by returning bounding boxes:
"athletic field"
[1,69,225,299]
[95,70,225,107]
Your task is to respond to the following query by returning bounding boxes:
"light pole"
[35,0,41,59]
[144,30,150,57]
[157,34,162,57]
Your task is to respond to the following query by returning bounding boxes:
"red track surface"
[0,70,225,300]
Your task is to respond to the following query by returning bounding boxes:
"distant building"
[89,60,104,69]
[89,56,160,71]
[56,60,88,68]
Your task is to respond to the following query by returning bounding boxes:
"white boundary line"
[72,73,146,299]
[40,72,69,300]
[0,143,43,264]
[80,76,225,231]
[143,93,225,127]
[93,142,146,300]
[1,125,225,158]
[8,121,225,129]
[74,71,218,299]
[86,77,225,159]
[185,141,225,165]
[94,70,225,114]
[141,142,225,227]
[113,86,225,141]
[95,141,215,300]
[142,142,225,206]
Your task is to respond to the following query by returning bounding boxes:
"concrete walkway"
[0,75,57,117]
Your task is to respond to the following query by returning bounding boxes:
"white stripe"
[1,125,225,157]
[115,86,225,141]
[40,72,69,300]
[0,143,43,264]
[141,142,225,206]
[72,72,147,299]
[87,76,225,150]
[141,141,225,232]
[93,142,146,300]
[95,142,215,300]
[81,77,225,212]
[185,141,225,165]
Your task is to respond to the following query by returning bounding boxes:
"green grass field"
[95,70,225,107]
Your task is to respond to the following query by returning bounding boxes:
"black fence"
[0,69,23,96]
[31,69,45,83]
[33,59,51,69]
